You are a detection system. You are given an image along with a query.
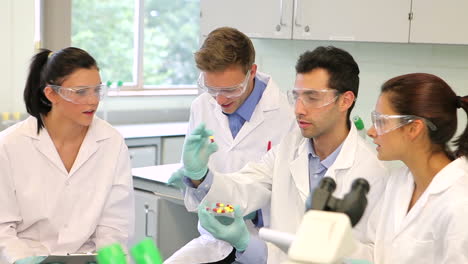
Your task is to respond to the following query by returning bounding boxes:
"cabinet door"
[132,190,199,260]
[161,136,185,164]
[128,146,157,168]
[125,137,162,168]
[156,199,199,259]
[293,0,410,43]
[410,0,468,44]
[200,0,293,39]
[132,190,159,247]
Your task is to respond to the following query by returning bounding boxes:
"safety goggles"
[287,88,339,108]
[197,70,251,98]
[371,111,437,136]
[48,84,108,104]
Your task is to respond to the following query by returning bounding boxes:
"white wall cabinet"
[409,0,468,44]
[200,0,294,39]
[293,0,410,43]
[200,0,468,45]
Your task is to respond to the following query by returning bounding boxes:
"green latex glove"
[198,203,250,251]
[15,256,47,264]
[182,123,218,180]
[167,167,185,190]
[243,211,257,221]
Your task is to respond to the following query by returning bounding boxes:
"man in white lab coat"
[180,46,388,263]
[165,27,295,263]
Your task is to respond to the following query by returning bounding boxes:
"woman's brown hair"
[381,73,468,158]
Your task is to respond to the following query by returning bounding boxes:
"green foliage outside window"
[72,0,200,86]
[144,0,200,85]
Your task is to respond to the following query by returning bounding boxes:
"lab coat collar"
[327,124,358,172]
[209,72,283,149]
[289,124,359,200]
[20,116,110,141]
[425,156,468,195]
[20,116,112,176]
[393,157,467,238]
[289,133,310,200]
[253,72,282,112]
[233,75,267,122]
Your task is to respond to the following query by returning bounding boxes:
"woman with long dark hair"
[0,47,134,263]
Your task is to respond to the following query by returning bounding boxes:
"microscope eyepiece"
[319,177,336,193]
[307,177,370,227]
[351,178,370,195]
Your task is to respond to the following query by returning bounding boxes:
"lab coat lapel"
[211,98,234,144]
[289,138,310,201]
[230,79,280,150]
[22,117,111,177]
[231,107,265,149]
[393,158,467,238]
[391,172,414,238]
[322,125,358,194]
[69,118,110,176]
[20,117,68,175]
[32,125,69,176]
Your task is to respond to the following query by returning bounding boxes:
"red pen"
[267,141,272,151]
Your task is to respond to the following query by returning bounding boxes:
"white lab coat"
[165,72,295,263]
[0,116,134,264]
[355,157,468,264]
[185,123,388,264]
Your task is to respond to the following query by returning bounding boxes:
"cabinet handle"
[279,0,286,26]
[294,0,302,27]
[144,204,155,238]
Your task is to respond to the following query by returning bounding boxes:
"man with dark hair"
[178,46,388,263]
[295,46,360,123]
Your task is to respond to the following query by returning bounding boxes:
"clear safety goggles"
[48,84,108,104]
[197,70,251,98]
[371,110,437,136]
[287,88,339,108]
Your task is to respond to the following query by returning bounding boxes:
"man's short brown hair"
[195,27,255,74]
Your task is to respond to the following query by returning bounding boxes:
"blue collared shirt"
[307,140,343,192]
[225,76,267,138]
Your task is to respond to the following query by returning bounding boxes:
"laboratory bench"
[116,122,198,260]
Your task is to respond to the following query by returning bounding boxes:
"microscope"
[259,177,370,264]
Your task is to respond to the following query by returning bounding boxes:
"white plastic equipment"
[260,210,357,264]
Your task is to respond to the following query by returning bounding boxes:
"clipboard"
[40,254,96,264]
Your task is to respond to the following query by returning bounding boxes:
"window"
[72,0,200,94]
